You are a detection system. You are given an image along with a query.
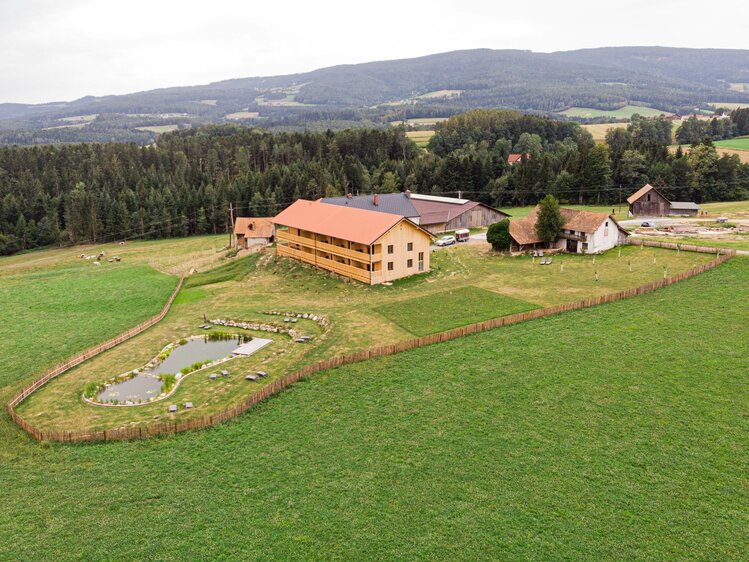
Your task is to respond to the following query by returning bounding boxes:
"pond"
[150,337,242,375]
[96,336,244,404]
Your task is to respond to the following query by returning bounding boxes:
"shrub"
[486,219,512,251]
[535,194,566,246]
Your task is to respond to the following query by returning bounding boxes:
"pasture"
[714,136,749,151]
[406,129,435,147]
[0,248,745,559]
[225,111,260,120]
[584,120,682,143]
[135,124,180,134]
[559,105,672,119]
[5,238,712,435]
[670,143,749,164]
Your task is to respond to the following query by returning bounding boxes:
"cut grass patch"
[559,105,672,119]
[374,286,539,336]
[714,136,749,151]
[0,256,746,560]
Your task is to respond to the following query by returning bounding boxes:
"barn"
[322,191,509,234]
[627,184,700,217]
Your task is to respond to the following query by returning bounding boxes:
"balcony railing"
[277,244,373,284]
[277,230,379,263]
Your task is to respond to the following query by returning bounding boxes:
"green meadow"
[0,248,746,559]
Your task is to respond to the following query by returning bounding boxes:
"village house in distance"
[321,191,509,233]
[509,206,628,253]
[273,199,433,285]
[627,184,700,217]
[233,217,275,249]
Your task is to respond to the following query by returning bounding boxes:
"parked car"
[436,235,457,247]
[641,221,657,227]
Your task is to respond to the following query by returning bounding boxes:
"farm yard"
[4,235,716,437]
[0,235,746,559]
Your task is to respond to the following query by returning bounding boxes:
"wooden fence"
[7,245,736,443]
[6,276,184,441]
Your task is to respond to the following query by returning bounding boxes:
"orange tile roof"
[510,205,626,245]
[234,217,275,238]
[508,153,531,164]
[273,200,431,245]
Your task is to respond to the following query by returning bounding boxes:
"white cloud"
[1,0,747,103]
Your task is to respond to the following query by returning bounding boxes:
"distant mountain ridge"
[1,47,748,145]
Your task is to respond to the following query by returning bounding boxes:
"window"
[418,252,424,272]
[407,259,413,268]
[407,242,413,251]
[387,262,394,271]
[605,221,609,227]
[387,244,394,254]
[647,194,651,202]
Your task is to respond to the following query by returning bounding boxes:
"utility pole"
[229,202,234,248]
[618,184,622,214]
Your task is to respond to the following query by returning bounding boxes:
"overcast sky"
[2,0,748,104]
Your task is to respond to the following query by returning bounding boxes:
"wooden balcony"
[277,230,380,263]
[277,244,373,284]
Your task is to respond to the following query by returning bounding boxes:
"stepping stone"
[184,402,193,409]
[168,405,177,413]
[220,370,230,377]
[256,371,268,377]
[209,373,217,380]
[245,375,258,381]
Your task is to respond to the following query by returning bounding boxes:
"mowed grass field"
[7,237,713,434]
[0,254,746,559]
[406,129,436,147]
[559,105,672,119]
[714,136,749,150]
[374,286,538,336]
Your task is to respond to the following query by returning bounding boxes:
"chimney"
[373,193,379,206]
[405,189,411,198]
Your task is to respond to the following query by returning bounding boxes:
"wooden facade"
[627,185,671,216]
[276,219,431,285]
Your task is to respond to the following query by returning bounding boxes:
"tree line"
[1,112,748,255]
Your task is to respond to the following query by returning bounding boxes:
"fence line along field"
[0,247,746,559]
[4,234,717,435]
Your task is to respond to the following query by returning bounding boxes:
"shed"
[234,217,275,249]
[627,184,671,216]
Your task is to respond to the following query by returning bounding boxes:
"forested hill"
[2,111,748,255]
[1,47,748,145]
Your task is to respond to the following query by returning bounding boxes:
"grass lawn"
[0,256,745,559]
[374,286,538,336]
[9,241,715,434]
[635,235,749,252]
[559,105,672,119]
[406,129,435,147]
[500,203,629,219]
[714,136,749,150]
[700,200,749,216]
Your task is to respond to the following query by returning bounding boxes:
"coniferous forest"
[1,110,748,255]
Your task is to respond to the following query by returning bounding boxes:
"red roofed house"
[273,199,434,284]
[234,217,275,249]
[509,206,628,253]
[507,153,530,165]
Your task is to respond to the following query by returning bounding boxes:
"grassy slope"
[714,136,749,150]
[636,235,749,252]
[0,263,176,391]
[11,243,716,433]
[559,105,671,119]
[374,286,538,336]
[1,258,746,560]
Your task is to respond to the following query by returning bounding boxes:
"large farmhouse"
[509,206,628,253]
[273,200,433,284]
[322,191,509,234]
[233,217,275,249]
[627,184,700,217]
